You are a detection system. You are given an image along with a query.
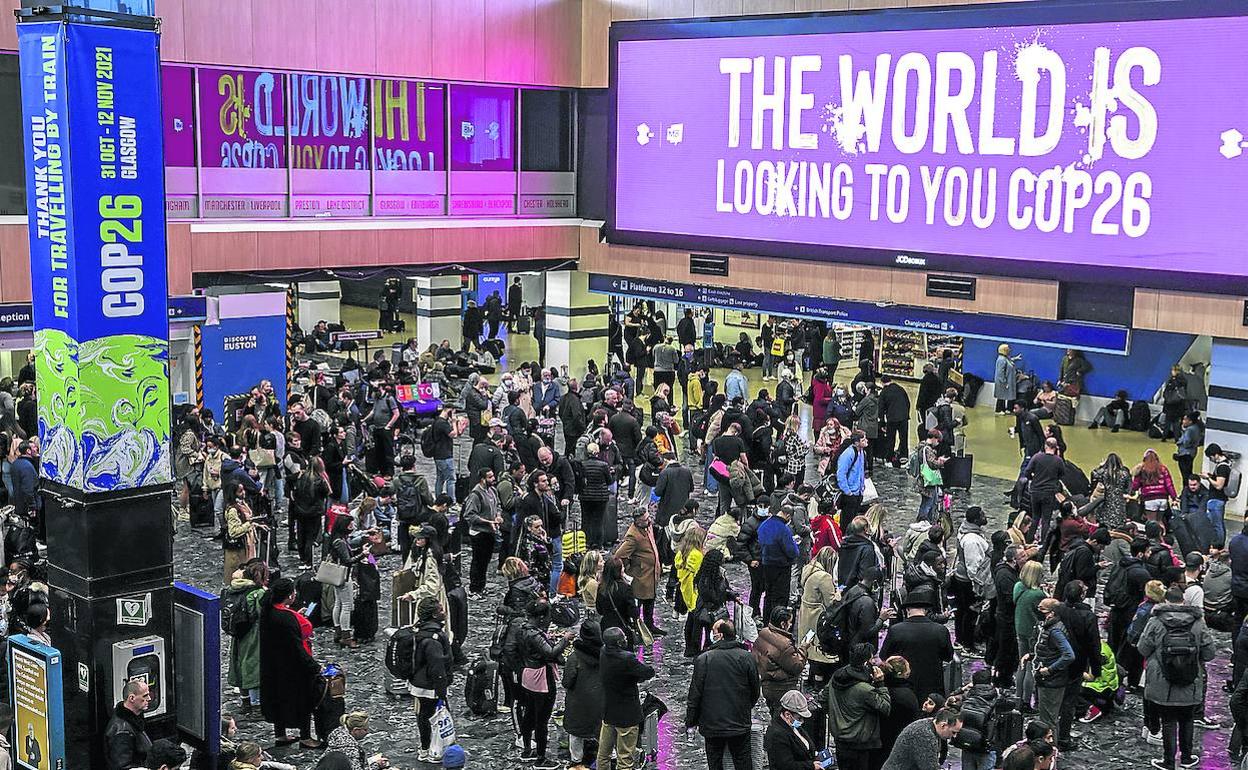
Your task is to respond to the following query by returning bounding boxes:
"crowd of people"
[0,301,1242,770]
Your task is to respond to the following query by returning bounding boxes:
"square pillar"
[1206,338,1248,520]
[546,271,609,380]
[415,275,463,352]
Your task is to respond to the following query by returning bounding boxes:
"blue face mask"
[791,719,804,729]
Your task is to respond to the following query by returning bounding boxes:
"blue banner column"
[16,4,176,767]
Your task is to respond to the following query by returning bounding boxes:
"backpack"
[1224,463,1243,499]
[394,473,423,523]
[384,626,420,681]
[1128,401,1152,432]
[221,585,258,638]
[924,403,953,434]
[951,696,996,752]
[495,617,525,672]
[1158,626,1201,687]
[816,593,851,658]
[574,431,594,462]
[907,444,925,479]
[1102,562,1133,609]
[420,425,437,458]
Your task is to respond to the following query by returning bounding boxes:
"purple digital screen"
[197,67,288,169]
[613,14,1248,283]
[372,79,446,171]
[289,73,369,170]
[450,84,515,172]
[160,65,196,168]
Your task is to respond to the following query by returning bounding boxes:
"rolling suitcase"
[722,723,767,770]
[447,586,468,652]
[943,653,963,695]
[940,454,974,489]
[1053,395,1075,426]
[602,485,620,548]
[391,569,417,627]
[382,595,418,696]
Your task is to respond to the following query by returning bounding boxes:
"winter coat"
[596,579,638,640]
[563,637,605,739]
[1231,531,1248,600]
[708,513,743,561]
[881,719,943,770]
[880,615,954,698]
[879,383,911,424]
[259,604,320,729]
[1056,600,1103,679]
[798,561,840,665]
[1137,603,1217,706]
[615,524,661,601]
[686,639,761,737]
[841,584,885,653]
[765,712,817,770]
[836,445,867,496]
[994,355,1018,401]
[518,618,571,673]
[838,534,880,589]
[879,674,921,757]
[410,620,451,693]
[654,462,694,525]
[578,457,613,503]
[226,579,265,691]
[104,703,151,770]
[854,392,881,439]
[752,626,808,701]
[954,521,993,599]
[599,644,655,727]
[992,563,1020,625]
[675,548,703,612]
[827,665,891,749]
[757,515,799,568]
[729,460,764,506]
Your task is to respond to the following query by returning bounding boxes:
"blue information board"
[8,634,66,770]
[589,274,1130,355]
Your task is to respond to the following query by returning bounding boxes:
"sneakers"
[1144,728,1163,746]
[519,749,538,763]
[534,758,560,770]
[1179,756,1201,769]
[416,749,430,763]
[1079,706,1102,723]
[1150,761,1173,770]
[1194,716,1220,729]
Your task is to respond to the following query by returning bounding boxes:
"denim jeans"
[1207,498,1227,546]
[918,491,937,522]
[704,452,719,494]
[962,750,996,770]
[548,535,564,596]
[435,457,456,502]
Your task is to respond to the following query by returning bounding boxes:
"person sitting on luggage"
[1032,382,1058,420]
[1089,390,1131,432]
[1078,636,1120,724]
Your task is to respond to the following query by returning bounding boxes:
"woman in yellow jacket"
[675,524,706,658]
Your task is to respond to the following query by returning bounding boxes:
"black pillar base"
[43,481,175,769]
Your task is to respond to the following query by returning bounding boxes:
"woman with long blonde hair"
[577,550,604,608]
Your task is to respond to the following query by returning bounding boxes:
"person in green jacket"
[1079,638,1120,723]
[227,560,270,712]
[1014,561,1048,656]
[827,643,892,770]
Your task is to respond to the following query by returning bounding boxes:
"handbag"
[862,477,879,505]
[920,462,943,487]
[248,447,276,469]
[634,618,655,648]
[315,560,349,588]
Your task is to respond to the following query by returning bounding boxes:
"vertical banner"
[9,635,67,770]
[372,79,447,216]
[201,293,289,422]
[288,73,371,216]
[19,22,172,493]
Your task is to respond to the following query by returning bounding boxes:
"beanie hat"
[441,744,467,768]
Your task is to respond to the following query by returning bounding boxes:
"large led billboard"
[609,0,1248,292]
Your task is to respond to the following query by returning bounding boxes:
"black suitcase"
[447,586,469,652]
[941,454,974,489]
[516,315,531,335]
[455,475,472,505]
[602,487,620,547]
[996,708,1025,747]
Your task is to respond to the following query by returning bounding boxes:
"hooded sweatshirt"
[954,520,993,599]
[1136,603,1217,706]
[827,664,891,748]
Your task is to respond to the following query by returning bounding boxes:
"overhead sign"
[588,273,1130,354]
[9,635,66,770]
[18,21,172,492]
[610,2,1248,292]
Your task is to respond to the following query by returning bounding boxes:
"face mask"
[791,719,804,729]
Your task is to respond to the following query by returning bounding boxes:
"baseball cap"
[489,418,505,428]
[779,690,812,718]
[442,743,467,768]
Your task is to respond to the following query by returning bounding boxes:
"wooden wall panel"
[1136,289,1248,341]
[533,0,581,87]
[744,0,800,13]
[1132,289,1159,332]
[166,223,193,295]
[375,227,435,263]
[252,0,319,73]
[255,230,321,270]
[648,0,696,19]
[581,0,612,87]
[694,0,744,15]
[431,0,486,82]
[155,0,187,62]
[315,0,377,75]
[183,0,255,66]
[374,0,433,78]
[485,0,537,85]
[190,231,260,273]
[612,0,650,21]
[319,229,381,267]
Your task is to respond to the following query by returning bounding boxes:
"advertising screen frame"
[606,0,1248,294]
